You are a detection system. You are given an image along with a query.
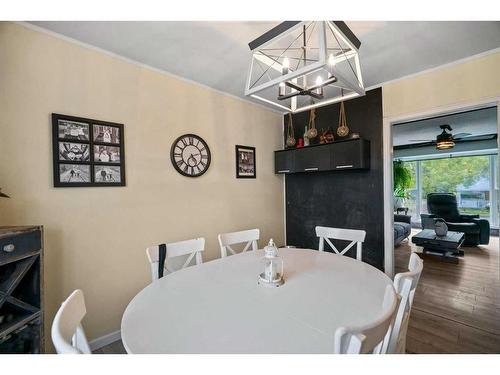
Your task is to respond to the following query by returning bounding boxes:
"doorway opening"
[384,103,500,353]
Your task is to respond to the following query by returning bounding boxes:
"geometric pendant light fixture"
[245,21,365,113]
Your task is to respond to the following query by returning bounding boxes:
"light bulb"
[315,76,323,95]
[282,57,290,75]
[328,53,336,66]
[278,82,286,96]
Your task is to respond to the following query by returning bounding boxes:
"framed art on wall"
[52,113,126,187]
[235,145,256,179]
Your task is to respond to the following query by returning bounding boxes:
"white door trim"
[383,95,500,278]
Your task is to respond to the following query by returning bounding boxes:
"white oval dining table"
[121,248,393,354]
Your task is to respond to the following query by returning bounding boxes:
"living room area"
[391,106,500,353]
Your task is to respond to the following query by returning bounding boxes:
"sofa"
[394,214,411,246]
[421,193,490,246]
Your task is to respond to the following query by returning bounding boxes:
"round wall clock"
[170,134,211,177]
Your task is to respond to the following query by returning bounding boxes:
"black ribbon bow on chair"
[158,244,167,279]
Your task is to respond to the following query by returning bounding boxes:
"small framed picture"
[235,145,256,179]
[93,124,120,144]
[58,119,90,141]
[94,165,122,184]
[58,164,91,184]
[94,145,121,163]
[59,142,90,162]
[52,113,125,187]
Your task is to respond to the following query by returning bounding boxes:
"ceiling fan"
[408,124,472,150]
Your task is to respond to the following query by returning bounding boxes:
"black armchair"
[421,193,490,246]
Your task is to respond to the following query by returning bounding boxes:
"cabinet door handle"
[277,169,290,173]
[336,165,353,169]
[304,167,319,171]
[3,243,15,253]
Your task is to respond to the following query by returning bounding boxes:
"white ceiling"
[393,106,498,146]
[29,21,500,111]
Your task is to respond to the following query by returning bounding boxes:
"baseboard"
[89,330,121,351]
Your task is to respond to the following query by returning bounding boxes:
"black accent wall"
[284,88,384,270]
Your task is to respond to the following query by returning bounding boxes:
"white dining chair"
[316,226,366,261]
[218,229,259,258]
[387,253,424,354]
[51,289,91,354]
[146,237,205,282]
[334,284,399,354]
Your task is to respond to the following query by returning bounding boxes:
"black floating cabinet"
[275,138,370,174]
[0,226,44,354]
[294,145,332,172]
[331,139,370,170]
[275,149,295,174]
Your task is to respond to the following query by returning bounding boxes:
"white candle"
[282,57,290,75]
[265,260,277,281]
[279,82,285,96]
[315,76,323,95]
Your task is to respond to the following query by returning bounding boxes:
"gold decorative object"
[285,113,296,148]
[336,101,350,137]
[306,108,318,140]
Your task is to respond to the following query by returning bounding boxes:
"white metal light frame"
[245,21,365,113]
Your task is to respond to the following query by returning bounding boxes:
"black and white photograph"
[52,113,126,187]
[58,119,90,141]
[94,145,121,163]
[235,145,256,178]
[93,124,120,144]
[58,164,91,183]
[94,165,122,183]
[58,142,90,162]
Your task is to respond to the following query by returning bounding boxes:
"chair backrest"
[146,237,205,282]
[51,289,91,354]
[334,285,399,354]
[387,253,424,354]
[218,229,259,258]
[427,193,460,222]
[316,226,366,261]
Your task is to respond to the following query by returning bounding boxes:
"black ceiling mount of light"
[436,124,456,150]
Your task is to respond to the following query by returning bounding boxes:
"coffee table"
[411,229,465,263]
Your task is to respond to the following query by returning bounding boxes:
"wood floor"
[93,340,126,354]
[95,233,500,354]
[396,230,500,354]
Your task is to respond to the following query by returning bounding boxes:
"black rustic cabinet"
[0,226,44,353]
[275,138,370,174]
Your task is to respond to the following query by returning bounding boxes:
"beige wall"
[383,51,500,118]
[0,22,284,350]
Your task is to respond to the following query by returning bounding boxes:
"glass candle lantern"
[258,239,284,287]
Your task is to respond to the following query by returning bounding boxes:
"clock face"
[170,134,211,177]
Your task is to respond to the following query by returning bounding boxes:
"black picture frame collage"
[52,113,126,187]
